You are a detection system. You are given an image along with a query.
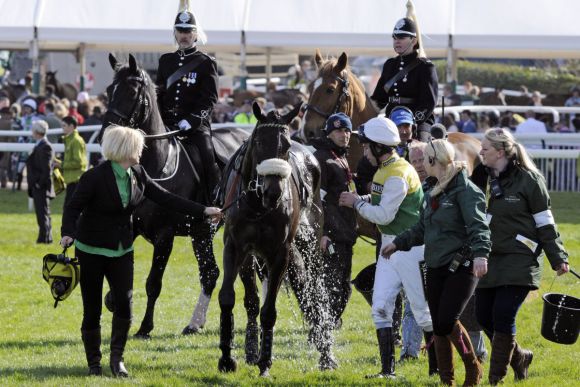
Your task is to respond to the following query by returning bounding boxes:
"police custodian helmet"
[174,11,197,31]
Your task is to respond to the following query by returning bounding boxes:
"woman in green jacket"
[61,116,87,207]
[381,139,491,386]
[477,128,569,385]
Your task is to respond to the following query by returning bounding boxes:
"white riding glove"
[178,119,192,131]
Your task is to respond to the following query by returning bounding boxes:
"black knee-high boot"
[424,331,438,376]
[366,328,395,378]
[81,329,102,376]
[110,316,131,377]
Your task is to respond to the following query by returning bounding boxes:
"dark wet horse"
[218,102,336,376]
[101,54,248,338]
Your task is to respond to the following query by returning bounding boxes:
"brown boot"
[510,340,533,381]
[489,332,515,385]
[434,335,455,386]
[447,322,482,386]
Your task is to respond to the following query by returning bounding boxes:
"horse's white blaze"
[256,158,292,178]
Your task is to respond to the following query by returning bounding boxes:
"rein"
[303,73,350,119]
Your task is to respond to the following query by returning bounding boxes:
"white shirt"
[516,118,547,134]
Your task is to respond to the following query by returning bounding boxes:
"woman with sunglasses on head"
[381,139,491,386]
[477,128,569,385]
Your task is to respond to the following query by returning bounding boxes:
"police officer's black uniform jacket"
[312,138,357,246]
[371,52,438,129]
[156,47,218,131]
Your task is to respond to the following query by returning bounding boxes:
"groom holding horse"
[156,4,220,201]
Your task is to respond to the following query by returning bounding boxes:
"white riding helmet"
[358,116,400,146]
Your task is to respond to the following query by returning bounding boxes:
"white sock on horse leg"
[188,291,211,329]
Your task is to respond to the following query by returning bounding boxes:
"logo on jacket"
[371,182,383,194]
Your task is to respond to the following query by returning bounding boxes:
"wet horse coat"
[218,103,337,376]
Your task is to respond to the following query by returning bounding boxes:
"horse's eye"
[326,87,335,94]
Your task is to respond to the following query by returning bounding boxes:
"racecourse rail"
[1,120,579,193]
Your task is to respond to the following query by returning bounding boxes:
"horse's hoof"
[245,352,259,365]
[257,359,272,377]
[133,331,152,340]
[218,356,237,373]
[319,353,338,371]
[182,325,202,335]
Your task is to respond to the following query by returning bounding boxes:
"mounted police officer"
[156,5,220,201]
[370,2,438,142]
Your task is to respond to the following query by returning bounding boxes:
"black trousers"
[183,130,220,200]
[77,249,134,330]
[31,187,52,243]
[325,242,354,324]
[64,182,78,209]
[475,285,530,335]
[425,263,478,336]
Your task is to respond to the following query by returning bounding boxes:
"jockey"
[370,2,438,142]
[156,5,220,202]
[339,116,436,378]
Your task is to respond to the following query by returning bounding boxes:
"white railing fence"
[1,125,579,192]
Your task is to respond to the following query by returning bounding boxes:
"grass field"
[0,190,578,386]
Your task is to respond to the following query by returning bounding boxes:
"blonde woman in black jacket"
[60,126,222,377]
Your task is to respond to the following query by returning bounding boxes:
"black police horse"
[101,54,248,338]
[218,102,337,376]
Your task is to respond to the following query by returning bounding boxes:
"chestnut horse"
[300,50,482,239]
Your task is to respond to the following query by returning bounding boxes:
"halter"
[303,73,350,119]
[107,70,151,128]
[243,122,292,212]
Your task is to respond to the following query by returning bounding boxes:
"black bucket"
[351,263,376,307]
[541,293,580,345]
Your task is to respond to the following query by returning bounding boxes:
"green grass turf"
[0,190,578,386]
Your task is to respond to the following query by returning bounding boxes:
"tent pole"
[30,28,40,95]
[265,47,272,84]
[77,43,86,91]
[240,30,247,90]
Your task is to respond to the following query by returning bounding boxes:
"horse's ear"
[252,102,265,121]
[128,54,137,73]
[314,49,323,68]
[108,53,118,70]
[281,102,302,124]
[335,52,348,74]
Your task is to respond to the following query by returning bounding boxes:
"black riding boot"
[367,327,395,378]
[81,329,102,376]
[110,316,131,378]
[187,130,221,203]
[424,331,438,376]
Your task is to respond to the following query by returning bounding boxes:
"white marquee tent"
[0,0,579,58]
